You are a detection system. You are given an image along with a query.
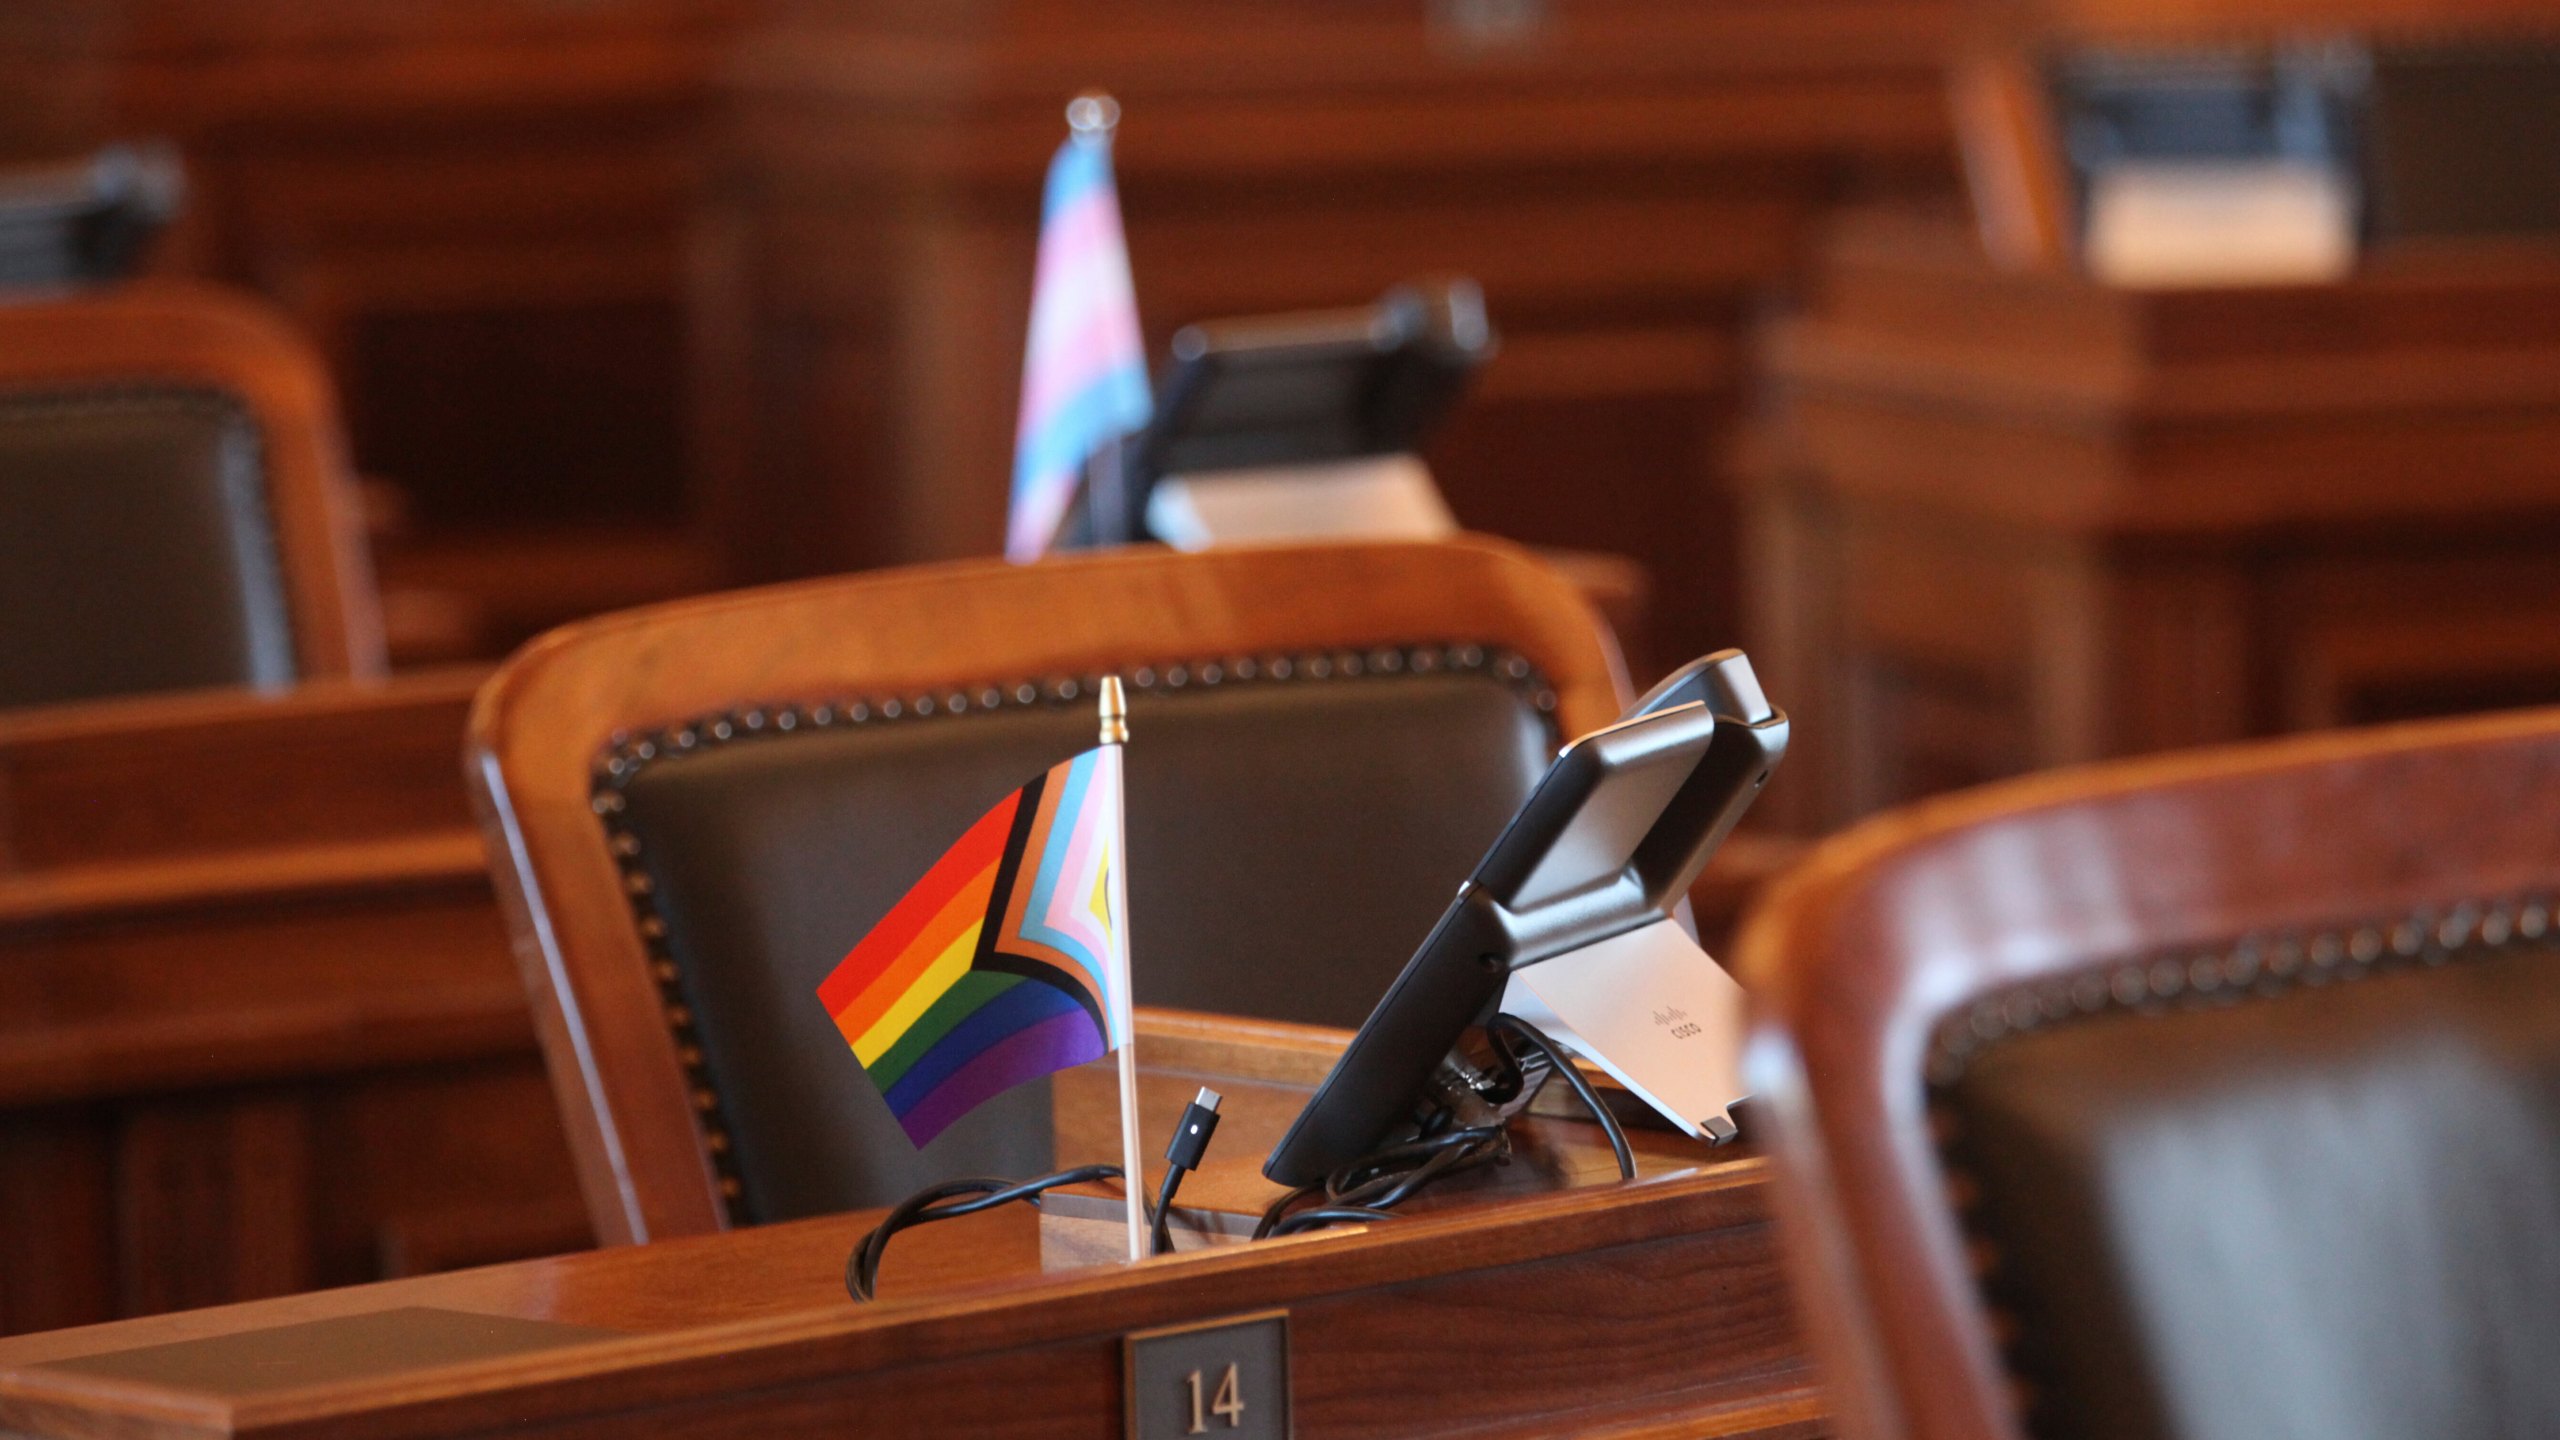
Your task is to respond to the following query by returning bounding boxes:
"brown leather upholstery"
[1944,919,2560,1440]
[1736,709,2560,1440]
[0,390,298,709]
[0,283,384,711]
[470,539,1631,1243]
[611,656,1553,1221]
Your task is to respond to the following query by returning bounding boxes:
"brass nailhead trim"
[1924,893,2556,1086]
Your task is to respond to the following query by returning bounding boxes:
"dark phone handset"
[1263,656,1790,1186]
[1632,650,1786,877]
[1625,648,1788,1148]
[1628,650,1770,939]
[1629,648,1773,725]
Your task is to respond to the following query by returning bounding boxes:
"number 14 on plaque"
[1124,1311,1290,1440]
[1185,1362,1247,1432]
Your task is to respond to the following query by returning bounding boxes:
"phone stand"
[1499,917,1748,1144]
[1263,650,1788,1187]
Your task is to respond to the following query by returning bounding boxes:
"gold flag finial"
[1098,675,1128,746]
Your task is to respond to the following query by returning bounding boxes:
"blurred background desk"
[0,0,747,663]
[7,0,1962,674]
[0,676,585,1336]
[0,1014,1819,1440]
[698,0,1957,670]
[1747,208,2560,829]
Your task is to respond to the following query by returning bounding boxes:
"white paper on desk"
[2085,160,2357,288]
[1146,454,1457,549]
[1499,917,1747,1140]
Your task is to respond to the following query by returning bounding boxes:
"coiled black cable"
[1254,1012,1637,1240]
[849,1015,1641,1289]
[1255,1124,1510,1239]
[1485,1013,1635,1181]
[849,1089,1225,1300]
[845,1164,1123,1301]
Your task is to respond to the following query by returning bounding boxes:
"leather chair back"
[470,539,1630,1242]
[609,649,1553,1224]
[0,283,383,710]
[1737,710,2560,1440]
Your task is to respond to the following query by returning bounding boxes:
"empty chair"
[1737,710,2560,1440]
[0,282,384,710]
[468,538,1631,1242]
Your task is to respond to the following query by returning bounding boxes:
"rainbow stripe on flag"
[1005,126,1152,562]
[817,746,1132,1148]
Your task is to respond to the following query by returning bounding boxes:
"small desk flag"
[1005,109,1152,562]
[817,745,1133,1148]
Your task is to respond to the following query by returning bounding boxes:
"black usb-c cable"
[1149,1086,1224,1256]
[848,1087,1226,1301]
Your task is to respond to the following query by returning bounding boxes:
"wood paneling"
[0,675,589,1337]
[697,0,1960,668]
[1747,207,2560,829]
[6,1,749,662]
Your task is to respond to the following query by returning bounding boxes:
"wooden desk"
[1746,207,2560,829]
[0,662,1786,1338]
[0,676,587,1335]
[0,1017,1822,1440]
[694,0,1958,668]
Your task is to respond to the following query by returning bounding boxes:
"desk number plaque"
[1124,1310,1291,1440]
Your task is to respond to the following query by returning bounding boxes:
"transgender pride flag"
[1005,114,1152,562]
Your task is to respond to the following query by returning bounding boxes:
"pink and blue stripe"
[1006,134,1153,562]
[1006,746,1128,1045]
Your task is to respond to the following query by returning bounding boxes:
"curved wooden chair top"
[0,279,385,691]
[1735,705,2560,1440]
[469,537,1628,1244]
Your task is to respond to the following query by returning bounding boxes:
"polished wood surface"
[1732,704,2560,1440]
[4,1,749,662]
[1746,207,2560,828]
[0,1015,1823,1440]
[0,282,385,685]
[467,538,1635,1247]
[695,0,1959,666]
[0,676,586,1336]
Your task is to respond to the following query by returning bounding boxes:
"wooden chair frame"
[0,280,386,685]
[467,537,1630,1245]
[1734,704,2560,1440]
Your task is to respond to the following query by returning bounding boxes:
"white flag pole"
[1098,676,1148,1261]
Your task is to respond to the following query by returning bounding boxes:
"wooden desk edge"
[0,1158,1773,1440]
[0,833,492,930]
